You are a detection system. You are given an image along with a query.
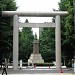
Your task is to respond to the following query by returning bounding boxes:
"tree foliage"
[39,0,74,65]
[19,19,34,62]
[0,0,17,67]
[39,28,55,62]
[59,0,74,65]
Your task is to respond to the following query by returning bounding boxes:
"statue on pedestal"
[28,33,44,64]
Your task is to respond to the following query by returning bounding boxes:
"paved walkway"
[0,73,75,75]
[0,66,74,75]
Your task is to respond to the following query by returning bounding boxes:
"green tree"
[0,0,17,68]
[19,19,34,62]
[59,0,74,66]
[39,28,55,62]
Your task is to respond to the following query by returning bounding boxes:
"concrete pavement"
[0,66,74,75]
[0,73,74,75]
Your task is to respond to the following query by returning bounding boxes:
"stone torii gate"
[2,11,68,70]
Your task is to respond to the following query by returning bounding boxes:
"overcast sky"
[15,0,60,38]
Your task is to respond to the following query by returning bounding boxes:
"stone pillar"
[33,40,39,54]
[13,15,19,70]
[55,15,61,70]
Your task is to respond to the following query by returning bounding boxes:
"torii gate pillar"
[55,15,61,70]
[13,15,18,70]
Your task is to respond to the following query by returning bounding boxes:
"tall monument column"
[55,15,61,70]
[33,40,39,54]
[13,15,19,70]
[28,40,44,64]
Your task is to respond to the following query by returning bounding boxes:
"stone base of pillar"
[28,53,44,63]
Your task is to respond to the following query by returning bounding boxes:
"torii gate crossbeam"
[2,11,68,17]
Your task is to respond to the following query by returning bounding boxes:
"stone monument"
[28,39,44,64]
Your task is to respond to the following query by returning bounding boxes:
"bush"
[66,61,72,68]
[22,63,54,66]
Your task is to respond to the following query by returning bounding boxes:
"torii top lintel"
[2,11,68,17]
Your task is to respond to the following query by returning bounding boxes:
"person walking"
[2,65,7,75]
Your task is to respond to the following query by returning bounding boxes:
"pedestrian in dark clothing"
[2,66,7,75]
